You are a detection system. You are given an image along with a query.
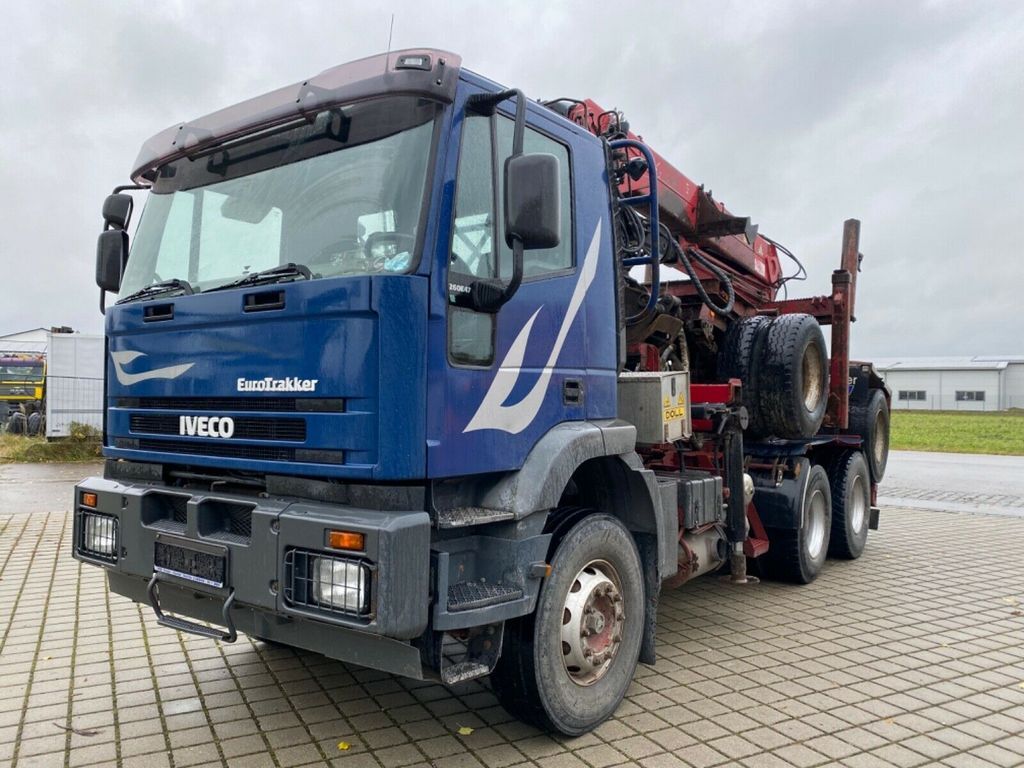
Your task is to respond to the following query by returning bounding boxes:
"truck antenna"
[386,14,395,56]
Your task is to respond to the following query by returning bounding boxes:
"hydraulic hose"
[660,223,735,316]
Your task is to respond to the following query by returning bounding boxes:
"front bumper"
[73,476,431,676]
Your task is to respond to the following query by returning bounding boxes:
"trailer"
[73,49,891,735]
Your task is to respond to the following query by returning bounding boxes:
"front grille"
[130,414,307,442]
[129,438,344,465]
[284,549,371,618]
[116,397,344,412]
[137,438,294,461]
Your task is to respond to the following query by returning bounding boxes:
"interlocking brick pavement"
[1,507,1023,768]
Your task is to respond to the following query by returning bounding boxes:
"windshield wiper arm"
[116,278,194,304]
[204,263,314,293]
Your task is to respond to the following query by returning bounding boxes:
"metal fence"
[45,374,103,437]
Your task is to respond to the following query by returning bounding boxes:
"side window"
[495,117,573,279]
[450,116,496,280]
[448,114,495,365]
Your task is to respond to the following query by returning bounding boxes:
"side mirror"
[504,152,560,250]
[96,229,127,293]
[102,193,134,230]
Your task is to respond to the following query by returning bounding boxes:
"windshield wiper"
[204,263,314,293]
[116,278,194,304]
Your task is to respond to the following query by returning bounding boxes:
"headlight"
[312,556,368,614]
[78,511,118,562]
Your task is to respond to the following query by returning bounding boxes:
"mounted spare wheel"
[849,389,889,482]
[489,512,644,736]
[717,315,771,433]
[756,314,829,439]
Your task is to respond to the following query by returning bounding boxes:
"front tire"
[490,513,644,736]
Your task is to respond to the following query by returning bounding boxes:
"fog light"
[80,512,117,560]
[312,556,368,614]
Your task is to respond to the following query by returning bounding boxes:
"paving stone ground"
[1,506,1023,768]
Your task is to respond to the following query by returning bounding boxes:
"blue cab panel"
[104,275,427,480]
[104,70,617,483]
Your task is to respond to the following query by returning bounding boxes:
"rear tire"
[756,315,829,439]
[490,513,644,736]
[849,389,889,482]
[826,451,870,559]
[759,464,831,584]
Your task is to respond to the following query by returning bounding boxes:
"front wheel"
[490,513,644,735]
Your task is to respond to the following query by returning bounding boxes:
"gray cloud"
[1,0,1021,358]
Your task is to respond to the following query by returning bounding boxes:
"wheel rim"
[873,412,886,465]
[850,474,866,533]
[560,560,625,686]
[804,488,827,560]
[802,347,823,412]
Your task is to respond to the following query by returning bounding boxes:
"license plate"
[154,539,227,588]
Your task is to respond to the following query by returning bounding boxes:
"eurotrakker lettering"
[237,377,319,392]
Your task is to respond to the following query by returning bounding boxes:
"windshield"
[0,364,44,381]
[119,96,439,299]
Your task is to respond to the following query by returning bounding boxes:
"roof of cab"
[130,48,462,184]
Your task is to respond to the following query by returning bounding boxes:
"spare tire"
[850,389,889,482]
[27,411,42,437]
[756,314,829,439]
[718,315,771,431]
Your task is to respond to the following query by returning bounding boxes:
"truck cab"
[76,49,889,735]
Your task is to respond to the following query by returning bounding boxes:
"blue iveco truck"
[76,49,890,734]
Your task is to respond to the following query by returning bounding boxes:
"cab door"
[426,96,616,478]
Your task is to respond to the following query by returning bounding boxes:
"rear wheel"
[827,451,870,559]
[760,464,831,584]
[850,389,889,482]
[490,513,644,736]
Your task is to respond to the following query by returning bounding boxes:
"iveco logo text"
[179,416,235,439]
[236,377,319,392]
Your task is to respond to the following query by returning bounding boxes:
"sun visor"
[130,49,461,184]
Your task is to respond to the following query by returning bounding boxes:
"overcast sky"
[1,0,1022,358]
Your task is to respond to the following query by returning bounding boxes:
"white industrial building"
[874,356,1024,412]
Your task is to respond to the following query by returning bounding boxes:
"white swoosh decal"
[464,221,601,434]
[111,350,194,385]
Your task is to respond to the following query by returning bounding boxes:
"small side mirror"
[504,152,560,250]
[102,193,134,230]
[96,229,127,292]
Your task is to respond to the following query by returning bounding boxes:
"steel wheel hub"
[560,560,625,686]
[802,347,823,412]
[850,474,866,532]
[805,488,827,560]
